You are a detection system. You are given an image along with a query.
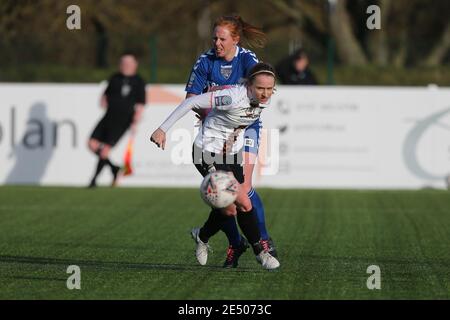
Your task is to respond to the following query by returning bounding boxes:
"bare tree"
[424,22,450,66]
[329,0,367,65]
[366,0,390,66]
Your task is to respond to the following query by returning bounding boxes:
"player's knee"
[88,139,99,152]
[220,205,237,217]
[100,145,111,159]
[235,196,252,212]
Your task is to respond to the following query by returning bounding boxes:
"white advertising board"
[1,83,449,189]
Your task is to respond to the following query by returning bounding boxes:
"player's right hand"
[150,128,166,150]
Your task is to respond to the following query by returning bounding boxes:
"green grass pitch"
[1,186,450,299]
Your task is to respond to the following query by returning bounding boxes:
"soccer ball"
[200,170,239,208]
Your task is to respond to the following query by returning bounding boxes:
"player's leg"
[223,163,279,270]
[214,154,250,268]
[230,184,260,250]
[217,150,242,250]
[98,143,120,186]
[243,121,278,257]
[102,120,132,186]
[219,217,246,267]
[195,163,278,270]
[191,145,246,268]
[88,116,121,187]
[88,138,105,187]
[88,138,101,154]
[191,207,230,265]
[220,213,242,247]
[88,118,107,187]
[191,154,279,270]
[88,139,116,185]
[242,154,269,239]
[191,148,231,265]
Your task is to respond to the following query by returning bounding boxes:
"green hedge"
[1,64,449,86]
[312,65,450,86]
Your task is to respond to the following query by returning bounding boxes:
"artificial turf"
[1,186,449,299]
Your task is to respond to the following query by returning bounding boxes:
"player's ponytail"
[236,15,267,48]
[214,15,267,48]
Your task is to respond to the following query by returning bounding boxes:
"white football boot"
[190,227,211,266]
[255,240,280,270]
[256,251,280,270]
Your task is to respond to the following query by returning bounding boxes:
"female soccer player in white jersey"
[185,15,277,268]
[150,63,280,270]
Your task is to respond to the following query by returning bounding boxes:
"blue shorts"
[243,119,262,155]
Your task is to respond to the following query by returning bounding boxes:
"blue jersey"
[186,46,261,154]
[185,46,259,95]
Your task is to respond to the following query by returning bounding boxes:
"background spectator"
[275,48,318,85]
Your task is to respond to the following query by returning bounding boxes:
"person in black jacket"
[275,48,318,85]
[88,52,146,187]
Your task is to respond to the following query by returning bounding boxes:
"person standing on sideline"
[275,48,318,85]
[88,52,146,187]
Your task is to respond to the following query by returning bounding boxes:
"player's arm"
[131,103,145,134]
[131,79,147,132]
[243,50,259,79]
[100,94,108,108]
[185,85,232,99]
[185,54,210,117]
[101,74,115,109]
[132,79,147,130]
[186,92,209,121]
[185,53,209,96]
[133,104,145,123]
[186,86,233,120]
[150,93,213,150]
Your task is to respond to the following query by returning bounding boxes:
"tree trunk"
[392,28,408,68]
[329,0,368,65]
[197,4,211,53]
[92,17,108,68]
[367,0,390,66]
[424,22,450,66]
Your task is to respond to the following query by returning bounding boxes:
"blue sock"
[221,217,242,248]
[248,188,269,240]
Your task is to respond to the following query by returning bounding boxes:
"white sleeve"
[211,87,243,111]
[159,93,212,132]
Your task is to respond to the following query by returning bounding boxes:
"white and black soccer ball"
[200,170,239,209]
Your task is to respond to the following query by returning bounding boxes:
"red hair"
[213,15,267,48]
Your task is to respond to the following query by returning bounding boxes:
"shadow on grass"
[283,252,450,271]
[0,255,261,273]
[9,276,67,282]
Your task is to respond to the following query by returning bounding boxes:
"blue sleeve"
[185,55,209,95]
[243,50,259,78]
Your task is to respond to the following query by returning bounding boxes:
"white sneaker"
[190,227,211,266]
[256,251,280,270]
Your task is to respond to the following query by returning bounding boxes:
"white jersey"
[195,86,266,154]
[158,85,269,155]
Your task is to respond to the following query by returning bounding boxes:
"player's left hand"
[150,128,166,150]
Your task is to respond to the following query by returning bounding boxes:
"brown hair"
[247,62,276,83]
[213,15,267,48]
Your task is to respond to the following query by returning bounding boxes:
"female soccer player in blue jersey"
[151,63,280,270]
[185,15,276,268]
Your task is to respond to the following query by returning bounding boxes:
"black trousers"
[192,144,244,183]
